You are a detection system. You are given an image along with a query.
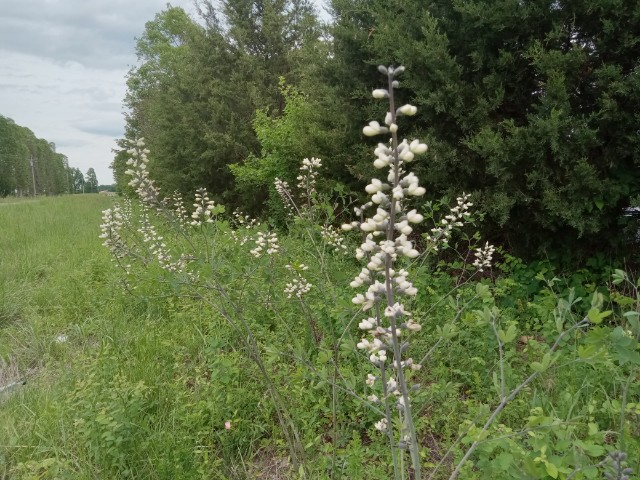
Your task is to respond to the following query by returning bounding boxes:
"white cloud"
[0,0,329,186]
[0,0,199,184]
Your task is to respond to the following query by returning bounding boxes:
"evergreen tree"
[85,168,98,193]
[115,2,321,209]
[326,0,640,256]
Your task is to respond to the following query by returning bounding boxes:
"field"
[0,194,638,479]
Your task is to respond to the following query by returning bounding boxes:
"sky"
[0,0,329,185]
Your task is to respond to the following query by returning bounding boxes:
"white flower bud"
[406,320,422,331]
[373,158,389,169]
[406,209,424,223]
[359,318,375,330]
[341,224,353,231]
[371,191,388,204]
[361,221,376,232]
[372,89,389,99]
[375,418,388,432]
[406,184,426,196]
[400,149,415,162]
[397,104,418,116]
[365,179,385,194]
[389,123,398,133]
[384,112,393,126]
[363,121,388,137]
[410,139,428,154]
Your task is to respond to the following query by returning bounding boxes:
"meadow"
[0,178,638,480]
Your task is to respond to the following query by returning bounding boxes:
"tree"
[325,0,640,257]
[0,115,73,196]
[114,2,321,209]
[85,168,98,193]
[71,168,85,194]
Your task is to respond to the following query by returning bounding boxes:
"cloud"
[0,0,329,185]
[0,1,198,183]
[0,0,198,69]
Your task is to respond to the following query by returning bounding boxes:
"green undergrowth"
[0,195,638,479]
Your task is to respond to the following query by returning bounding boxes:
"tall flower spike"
[348,65,427,478]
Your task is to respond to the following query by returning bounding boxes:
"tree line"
[0,115,99,196]
[112,0,640,259]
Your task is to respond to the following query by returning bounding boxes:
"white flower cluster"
[190,188,218,226]
[124,138,161,206]
[250,231,280,257]
[284,264,312,299]
[346,65,427,438]
[229,210,259,246]
[274,178,295,215]
[99,204,129,261]
[320,225,348,254]
[137,210,190,273]
[296,157,322,197]
[472,241,496,272]
[427,194,473,249]
[164,192,189,228]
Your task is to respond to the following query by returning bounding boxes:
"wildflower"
[251,232,279,258]
[346,67,428,472]
[274,178,295,215]
[225,421,232,430]
[374,418,388,432]
[472,242,496,272]
[320,225,348,254]
[190,188,218,226]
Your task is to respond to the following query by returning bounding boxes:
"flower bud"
[373,158,389,169]
[406,209,424,223]
[365,179,386,194]
[372,89,389,99]
[400,150,415,162]
[397,104,418,116]
[363,121,388,137]
[410,139,428,154]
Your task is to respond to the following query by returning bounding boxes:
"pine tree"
[326,0,640,256]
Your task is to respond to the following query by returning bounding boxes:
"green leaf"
[545,461,559,479]
[612,269,627,285]
[585,308,613,325]
[530,361,545,372]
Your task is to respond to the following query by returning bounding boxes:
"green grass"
[0,195,638,480]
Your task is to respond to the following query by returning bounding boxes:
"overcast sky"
[0,0,329,185]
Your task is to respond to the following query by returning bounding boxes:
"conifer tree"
[327,0,640,256]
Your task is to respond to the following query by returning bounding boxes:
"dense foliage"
[2,181,638,479]
[0,115,78,196]
[113,0,640,259]
[112,1,320,207]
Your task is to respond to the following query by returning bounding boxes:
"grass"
[0,194,638,480]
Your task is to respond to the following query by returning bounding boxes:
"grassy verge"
[1,195,638,480]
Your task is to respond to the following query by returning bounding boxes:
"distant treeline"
[0,115,99,196]
[112,0,640,258]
